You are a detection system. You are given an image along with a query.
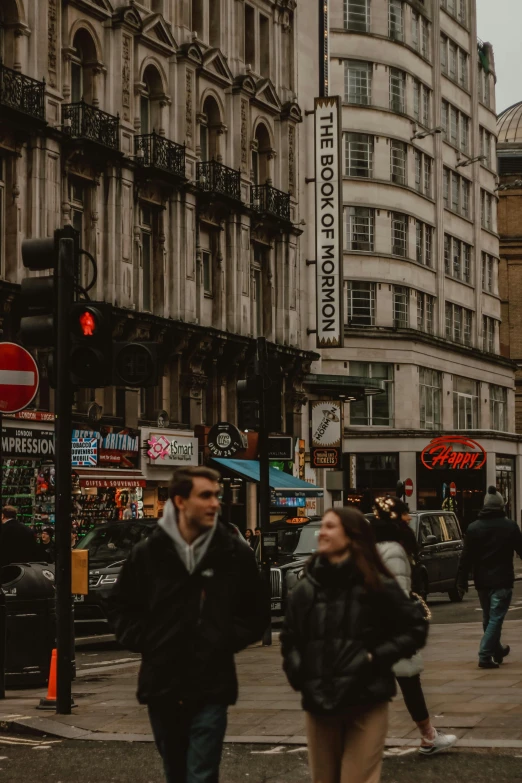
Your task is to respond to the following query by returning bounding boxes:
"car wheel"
[448,585,464,603]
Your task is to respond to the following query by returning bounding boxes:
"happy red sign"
[421,436,486,471]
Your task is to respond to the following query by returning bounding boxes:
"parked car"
[73,519,158,627]
[366,509,465,602]
[269,510,465,613]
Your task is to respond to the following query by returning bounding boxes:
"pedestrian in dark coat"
[281,506,428,783]
[457,486,522,668]
[0,506,40,569]
[109,466,269,783]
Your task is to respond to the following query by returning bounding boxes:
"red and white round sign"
[0,343,39,414]
[449,482,457,497]
[404,478,414,497]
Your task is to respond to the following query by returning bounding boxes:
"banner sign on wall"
[1,427,54,459]
[71,438,98,468]
[310,401,342,469]
[72,426,140,469]
[314,96,343,348]
[147,432,198,467]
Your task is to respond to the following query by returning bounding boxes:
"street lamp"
[456,154,487,169]
[410,127,443,141]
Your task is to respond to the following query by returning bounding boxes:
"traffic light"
[20,228,77,348]
[113,342,160,387]
[70,302,112,387]
[237,375,260,431]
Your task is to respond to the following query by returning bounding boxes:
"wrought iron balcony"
[62,101,119,151]
[134,132,185,179]
[196,160,241,202]
[251,183,291,223]
[0,61,45,122]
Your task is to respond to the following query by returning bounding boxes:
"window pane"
[393,285,408,327]
[391,212,407,256]
[345,0,370,32]
[345,61,371,104]
[347,281,375,325]
[390,69,405,113]
[391,140,407,184]
[347,207,374,251]
[346,133,373,177]
[389,0,404,41]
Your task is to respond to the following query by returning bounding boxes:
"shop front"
[71,424,144,536]
[1,414,55,534]
[140,428,199,518]
[343,433,522,532]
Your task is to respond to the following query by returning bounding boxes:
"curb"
[3,716,522,750]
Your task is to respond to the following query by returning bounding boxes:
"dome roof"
[498,102,522,145]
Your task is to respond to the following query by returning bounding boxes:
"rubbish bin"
[0,562,56,687]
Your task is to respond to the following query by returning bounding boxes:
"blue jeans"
[477,588,512,662]
[148,701,228,783]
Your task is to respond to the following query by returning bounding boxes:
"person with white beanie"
[457,485,522,669]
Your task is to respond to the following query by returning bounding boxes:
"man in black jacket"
[457,486,522,669]
[109,466,269,783]
[0,506,40,568]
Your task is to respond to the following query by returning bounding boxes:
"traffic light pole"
[55,238,74,714]
[256,338,272,647]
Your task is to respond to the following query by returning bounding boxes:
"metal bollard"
[0,588,6,699]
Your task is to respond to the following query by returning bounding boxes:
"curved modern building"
[301,0,520,526]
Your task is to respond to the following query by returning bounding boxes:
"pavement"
[2,618,522,750]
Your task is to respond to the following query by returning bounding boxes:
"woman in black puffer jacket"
[281,507,428,783]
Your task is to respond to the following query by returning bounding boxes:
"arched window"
[200,96,222,161]
[252,124,272,184]
[70,30,97,104]
[140,65,164,134]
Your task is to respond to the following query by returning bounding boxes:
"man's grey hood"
[159,499,217,574]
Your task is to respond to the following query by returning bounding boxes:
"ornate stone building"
[0,0,312,436]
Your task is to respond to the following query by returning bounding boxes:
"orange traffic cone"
[37,648,57,710]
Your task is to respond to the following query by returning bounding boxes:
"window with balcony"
[346,281,376,325]
[389,0,404,41]
[393,285,409,327]
[446,303,473,346]
[349,362,393,426]
[483,315,496,353]
[417,292,435,334]
[453,376,478,430]
[346,207,374,251]
[391,212,408,257]
[490,385,507,431]
[345,61,372,105]
[345,133,373,177]
[389,68,406,113]
[390,139,407,184]
[420,367,441,429]
[344,0,370,32]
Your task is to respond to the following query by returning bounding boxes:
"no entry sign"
[449,482,457,497]
[0,342,39,414]
[404,478,414,497]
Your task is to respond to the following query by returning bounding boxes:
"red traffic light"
[79,310,96,337]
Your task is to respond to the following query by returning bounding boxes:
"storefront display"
[72,479,144,537]
[1,424,56,535]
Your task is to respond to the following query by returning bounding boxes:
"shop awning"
[212,459,323,497]
[73,469,146,488]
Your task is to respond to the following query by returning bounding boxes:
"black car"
[367,509,465,602]
[270,509,465,613]
[73,519,158,627]
[270,521,321,614]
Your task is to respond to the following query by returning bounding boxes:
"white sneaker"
[418,729,457,756]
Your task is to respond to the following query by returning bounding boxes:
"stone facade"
[297,0,520,520]
[0,0,314,434]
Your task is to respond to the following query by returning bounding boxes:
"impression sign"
[314,96,343,348]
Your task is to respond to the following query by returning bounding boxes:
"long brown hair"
[323,507,394,592]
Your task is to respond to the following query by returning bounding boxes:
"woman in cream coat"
[372,496,457,756]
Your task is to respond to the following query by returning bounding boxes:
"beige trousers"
[306,702,389,783]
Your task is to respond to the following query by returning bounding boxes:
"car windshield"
[76,523,154,563]
[279,525,321,555]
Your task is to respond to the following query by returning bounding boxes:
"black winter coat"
[108,523,269,706]
[280,556,428,715]
[457,509,522,590]
[0,519,41,569]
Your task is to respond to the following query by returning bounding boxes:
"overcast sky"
[476,0,521,114]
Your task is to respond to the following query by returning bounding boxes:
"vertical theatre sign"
[314,96,343,347]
